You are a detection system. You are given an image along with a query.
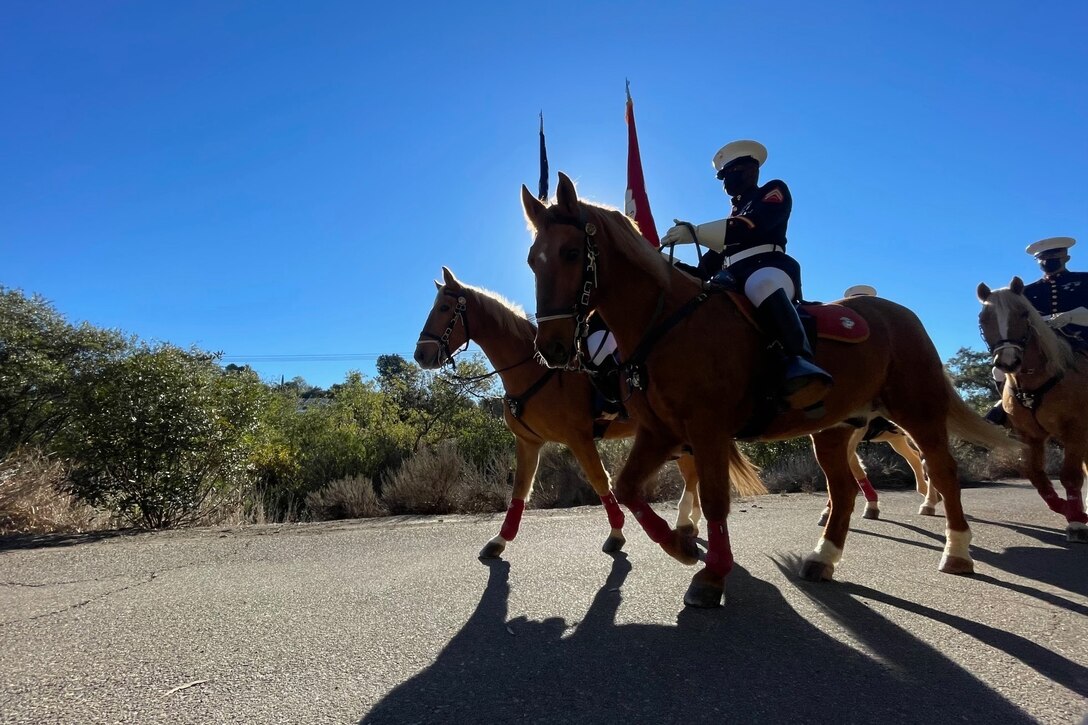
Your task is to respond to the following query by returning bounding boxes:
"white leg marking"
[812,537,843,565]
[943,528,972,560]
[676,490,694,528]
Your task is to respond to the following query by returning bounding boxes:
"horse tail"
[944,381,1019,454]
[726,441,768,497]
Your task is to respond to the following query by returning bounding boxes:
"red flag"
[624,80,659,247]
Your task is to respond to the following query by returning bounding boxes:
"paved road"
[1,481,1086,724]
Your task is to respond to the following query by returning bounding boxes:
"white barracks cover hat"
[1025,236,1076,256]
[712,140,768,171]
[843,285,877,297]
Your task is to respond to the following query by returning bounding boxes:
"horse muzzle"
[413,340,444,369]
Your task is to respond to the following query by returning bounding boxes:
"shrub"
[306,475,388,521]
[381,442,475,515]
[63,345,263,528]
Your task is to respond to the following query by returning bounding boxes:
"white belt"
[725,244,783,267]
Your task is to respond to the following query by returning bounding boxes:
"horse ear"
[521,184,547,230]
[977,282,991,302]
[434,279,441,290]
[441,266,459,288]
[1010,276,1024,294]
[556,172,579,217]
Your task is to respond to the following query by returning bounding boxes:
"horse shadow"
[360,555,1037,724]
[852,518,1088,603]
[0,528,142,552]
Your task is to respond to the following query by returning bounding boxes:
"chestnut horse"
[523,173,1017,607]
[978,277,1088,541]
[413,267,757,558]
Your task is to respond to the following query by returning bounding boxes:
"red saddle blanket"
[727,291,870,343]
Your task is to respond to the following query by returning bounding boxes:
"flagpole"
[538,111,549,202]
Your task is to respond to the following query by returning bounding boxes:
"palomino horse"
[522,173,1016,607]
[978,277,1088,542]
[817,417,935,526]
[413,267,737,558]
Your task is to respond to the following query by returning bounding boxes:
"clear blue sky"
[3,2,1085,387]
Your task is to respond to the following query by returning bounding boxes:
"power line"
[220,353,417,362]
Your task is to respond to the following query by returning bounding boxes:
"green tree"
[64,344,263,528]
[0,287,128,458]
[946,346,998,413]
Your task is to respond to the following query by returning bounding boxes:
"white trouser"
[744,266,796,306]
[586,330,617,366]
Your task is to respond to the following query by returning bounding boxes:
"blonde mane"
[453,283,536,341]
[987,287,1076,375]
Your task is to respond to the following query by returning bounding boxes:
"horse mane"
[453,283,536,340]
[987,287,1075,375]
[550,201,674,290]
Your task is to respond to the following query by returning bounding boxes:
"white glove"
[1047,306,1088,328]
[659,218,729,252]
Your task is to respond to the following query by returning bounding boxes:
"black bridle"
[532,212,600,371]
[417,289,471,369]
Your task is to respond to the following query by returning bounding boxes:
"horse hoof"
[676,523,699,538]
[939,555,974,575]
[602,535,626,553]
[918,505,937,516]
[664,533,701,566]
[683,572,724,608]
[863,508,880,520]
[799,558,834,582]
[816,514,829,527]
[1066,526,1088,543]
[478,539,506,560]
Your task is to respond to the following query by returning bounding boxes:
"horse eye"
[563,247,581,263]
[439,304,450,312]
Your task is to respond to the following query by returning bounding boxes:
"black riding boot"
[984,401,1008,427]
[756,289,833,410]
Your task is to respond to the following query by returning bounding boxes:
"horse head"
[977,276,1032,373]
[414,266,470,369]
[522,172,595,368]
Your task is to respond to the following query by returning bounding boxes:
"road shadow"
[360,555,1035,724]
[0,528,142,552]
[773,556,1088,697]
[852,519,1088,602]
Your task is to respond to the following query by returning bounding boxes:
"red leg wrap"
[499,498,526,541]
[1066,495,1088,524]
[600,492,625,530]
[1041,490,1065,515]
[705,520,734,578]
[857,477,879,502]
[627,500,671,543]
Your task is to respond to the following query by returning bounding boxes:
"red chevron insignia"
[762,188,784,203]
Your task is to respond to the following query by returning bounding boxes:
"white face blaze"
[536,249,548,266]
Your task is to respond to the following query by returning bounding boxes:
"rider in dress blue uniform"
[1022,237,1088,351]
[986,236,1088,425]
[660,140,832,410]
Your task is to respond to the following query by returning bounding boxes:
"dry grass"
[307,475,388,521]
[0,450,108,536]
[381,442,509,515]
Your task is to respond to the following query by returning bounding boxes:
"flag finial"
[625,78,631,103]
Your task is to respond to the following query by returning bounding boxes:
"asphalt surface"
[1,480,1086,724]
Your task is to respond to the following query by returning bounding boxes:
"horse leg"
[849,429,880,521]
[614,431,697,565]
[683,436,739,608]
[886,434,937,515]
[800,428,858,581]
[479,436,541,559]
[566,438,626,553]
[674,453,702,538]
[1022,437,1065,515]
[1057,440,1088,542]
[900,425,974,575]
